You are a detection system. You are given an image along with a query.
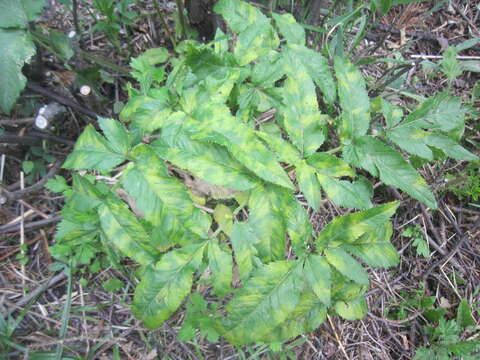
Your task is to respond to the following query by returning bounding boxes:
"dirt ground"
[1,0,479,359]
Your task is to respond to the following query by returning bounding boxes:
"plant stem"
[175,0,187,40]
[153,0,177,48]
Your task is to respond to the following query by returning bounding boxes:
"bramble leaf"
[0,0,46,28]
[335,296,367,320]
[344,136,437,208]
[132,243,206,329]
[208,240,233,297]
[317,202,399,247]
[122,145,210,236]
[98,198,159,265]
[98,117,131,156]
[280,61,325,156]
[334,56,370,141]
[283,44,336,105]
[0,29,36,113]
[324,247,369,285]
[304,255,331,306]
[62,125,126,170]
[222,260,303,344]
[296,160,322,211]
[272,13,305,45]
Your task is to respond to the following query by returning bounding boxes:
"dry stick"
[0,158,63,203]
[0,117,35,126]
[153,0,176,48]
[0,233,44,262]
[20,172,26,290]
[26,83,99,119]
[0,216,61,235]
[4,272,67,317]
[327,315,350,360]
[175,0,187,40]
[72,0,81,36]
[422,205,479,281]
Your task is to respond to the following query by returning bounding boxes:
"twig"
[327,315,350,360]
[26,83,99,119]
[0,117,35,126]
[4,272,67,317]
[422,204,479,281]
[410,55,480,60]
[0,216,61,234]
[20,172,26,289]
[72,0,81,35]
[153,0,176,48]
[175,0,187,40]
[0,158,63,203]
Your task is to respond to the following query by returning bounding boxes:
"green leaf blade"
[334,56,370,141]
[98,199,159,265]
[324,247,369,285]
[132,243,206,329]
[63,125,126,171]
[223,260,302,344]
[344,136,437,208]
[0,29,36,113]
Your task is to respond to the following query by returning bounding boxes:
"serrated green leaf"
[248,185,290,261]
[317,174,373,209]
[98,117,131,155]
[214,0,278,65]
[324,247,369,285]
[63,125,126,170]
[187,104,294,190]
[306,152,355,178]
[272,13,305,45]
[119,94,171,132]
[456,299,475,329]
[403,92,466,135]
[424,133,478,161]
[381,99,403,128]
[341,223,399,267]
[122,145,210,237]
[296,161,322,211]
[304,255,331,306]
[0,0,46,28]
[230,222,259,282]
[280,64,325,156]
[213,204,233,236]
[132,243,206,329]
[152,137,258,192]
[256,126,302,164]
[208,240,233,297]
[0,29,36,113]
[257,291,326,343]
[317,202,399,247]
[344,136,437,208]
[441,47,463,82]
[223,260,303,344]
[45,175,69,193]
[283,45,336,105]
[284,195,313,257]
[334,296,367,320]
[374,0,392,15]
[98,199,159,265]
[334,56,370,141]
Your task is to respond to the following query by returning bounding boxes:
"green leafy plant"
[446,160,480,204]
[56,0,477,346]
[0,0,46,113]
[414,299,480,360]
[401,225,430,258]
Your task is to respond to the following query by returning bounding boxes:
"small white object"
[68,30,76,39]
[38,105,47,115]
[80,85,91,96]
[35,115,48,129]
